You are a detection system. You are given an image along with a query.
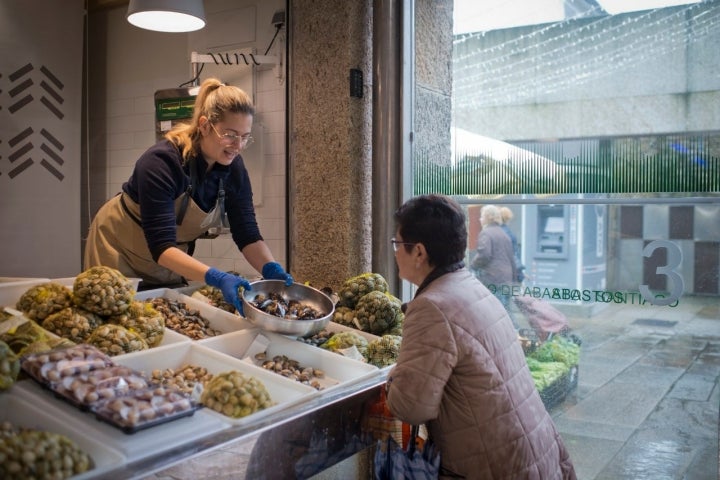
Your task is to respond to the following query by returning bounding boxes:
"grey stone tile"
[612,363,685,388]
[553,416,635,442]
[667,372,718,401]
[561,381,667,428]
[558,432,624,480]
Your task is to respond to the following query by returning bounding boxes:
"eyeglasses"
[391,237,416,252]
[210,123,254,149]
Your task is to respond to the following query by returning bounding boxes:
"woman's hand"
[262,262,294,286]
[205,267,251,314]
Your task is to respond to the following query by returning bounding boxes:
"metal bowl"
[241,280,334,337]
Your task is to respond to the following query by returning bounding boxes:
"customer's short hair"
[394,194,467,267]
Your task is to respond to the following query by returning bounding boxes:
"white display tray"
[115,341,318,425]
[199,329,378,394]
[0,278,53,308]
[134,288,253,339]
[0,384,126,479]
[13,379,230,462]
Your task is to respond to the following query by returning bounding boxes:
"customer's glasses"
[391,237,416,252]
[210,123,254,149]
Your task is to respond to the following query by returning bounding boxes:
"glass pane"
[412,1,720,478]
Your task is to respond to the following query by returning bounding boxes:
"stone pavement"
[542,296,720,480]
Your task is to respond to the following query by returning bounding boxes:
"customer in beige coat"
[386,194,576,479]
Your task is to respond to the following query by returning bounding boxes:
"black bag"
[374,424,440,479]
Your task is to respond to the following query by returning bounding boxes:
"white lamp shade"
[127,0,206,33]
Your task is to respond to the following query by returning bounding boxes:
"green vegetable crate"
[539,364,578,410]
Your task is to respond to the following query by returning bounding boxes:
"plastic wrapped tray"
[20,344,115,384]
[115,341,318,425]
[0,388,125,479]
[134,288,252,340]
[92,384,199,434]
[13,379,229,460]
[51,364,150,410]
[200,329,379,393]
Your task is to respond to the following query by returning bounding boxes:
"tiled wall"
[87,0,287,279]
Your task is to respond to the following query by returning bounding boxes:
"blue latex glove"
[205,267,252,314]
[262,262,294,286]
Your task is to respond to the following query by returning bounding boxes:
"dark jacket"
[471,223,517,287]
[386,269,576,479]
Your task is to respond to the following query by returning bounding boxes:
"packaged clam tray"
[50,365,151,411]
[92,384,200,434]
[21,344,199,433]
[20,344,115,385]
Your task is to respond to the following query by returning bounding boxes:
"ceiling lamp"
[127,0,206,33]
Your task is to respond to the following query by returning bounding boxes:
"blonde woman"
[84,78,291,311]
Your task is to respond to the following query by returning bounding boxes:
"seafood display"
[86,324,149,356]
[20,344,198,433]
[149,364,214,395]
[249,292,323,320]
[53,365,149,408]
[254,352,326,390]
[201,370,274,419]
[15,282,73,322]
[93,385,197,432]
[150,297,221,339]
[0,340,19,391]
[73,266,135,316]
[42,307,103,344]
[0,423,93,479]
[109,300,165,347]
[21,344,114,384]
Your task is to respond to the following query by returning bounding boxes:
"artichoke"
[73,266,135,316]
[0,428,93,479]
[320,330,369,357]
[108,300,165,347]
[353,291,403,335]
[366,335,402,368]
[0,340,20,391]
[42,307,103,344]
[336,273,389,309]
[201,370,274,419]
[86,324,148,356]
[15,282,73,322]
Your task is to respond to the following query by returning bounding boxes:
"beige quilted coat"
[387,269,576,479]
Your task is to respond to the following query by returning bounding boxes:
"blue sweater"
[122,140,262,261]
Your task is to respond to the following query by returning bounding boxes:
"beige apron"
[84,192,215,287]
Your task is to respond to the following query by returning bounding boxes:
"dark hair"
[394,194,467,267]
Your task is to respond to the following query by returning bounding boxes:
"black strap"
[119,193,142,227]
[176,156,198,226]
[218,178,230,228]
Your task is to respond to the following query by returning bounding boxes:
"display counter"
[91,371,387,479]
[1,281,390,480]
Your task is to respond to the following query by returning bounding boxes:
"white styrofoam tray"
[13,379,229,462]
[115,341,318,425]
[199,329,379,393]
[134,288,252,339]
[0,385,126,479]
[0,278,52,308]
